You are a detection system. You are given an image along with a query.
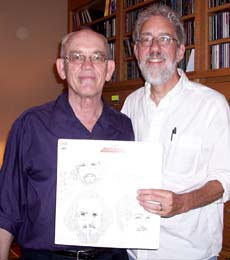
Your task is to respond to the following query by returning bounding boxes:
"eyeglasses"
[137,35,178,47]
[63,52,108,65]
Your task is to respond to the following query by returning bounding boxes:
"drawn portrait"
[64,191,112,244]
[68,160,102,185]
[116,195,153,234]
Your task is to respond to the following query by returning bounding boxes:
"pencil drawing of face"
[117,195,152,233]
[76,198,103,242]
[130,213,151,232]
[64,191,112,244]
[76,161,101,184]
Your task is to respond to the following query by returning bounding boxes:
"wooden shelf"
[124,0,157,12]
[181,13,195,21]
[208,3,230,13]
[209,37,230,46]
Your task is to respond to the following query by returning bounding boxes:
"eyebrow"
[140,32,175,37]
[68,50,106,55]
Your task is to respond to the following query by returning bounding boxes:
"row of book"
[159,0,194,16]
[72,9,92,30]
[72,0,117,30]
[123,38,134,58]
[125,8,144,33]
[126,60,141,80]
[124,0,147,8]
[104,18,116,37]
[109,42,116,81]
[209,11,230,40]
[124,0,194,16]
[125,1,194,33]
[86,18,116,38]
[209,0,230,8]
[108,42,115,59]
[179,49,194,71]
[210,43,230,69]
[184,20,195,45]
[72,0,195,32]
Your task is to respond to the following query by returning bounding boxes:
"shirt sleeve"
[0,118,27,236]
[205,96,230,202]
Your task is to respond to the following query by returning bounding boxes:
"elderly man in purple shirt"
[0,29,134,260]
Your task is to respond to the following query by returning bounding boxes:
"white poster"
[55,139,162,249]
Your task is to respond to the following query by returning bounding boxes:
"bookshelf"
[68,0,230,257]
[68,0,230,110]
[208,3,230,69]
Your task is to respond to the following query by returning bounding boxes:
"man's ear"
[176,44,186,63]
[134,44,138,59]
[56,58,66,80]
[105,60,115,82]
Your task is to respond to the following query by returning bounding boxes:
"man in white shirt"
[121,4,230,260]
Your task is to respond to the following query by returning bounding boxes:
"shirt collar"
[51,91,125,135]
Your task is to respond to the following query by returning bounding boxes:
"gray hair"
[133,4,186,46]
[60,28,111,58]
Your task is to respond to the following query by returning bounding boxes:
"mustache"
[146,52,166,61]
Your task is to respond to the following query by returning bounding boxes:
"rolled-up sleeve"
[206,98,230,202]
[0,118,27,236]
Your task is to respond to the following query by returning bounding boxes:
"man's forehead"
[67,33,105,49]
[140,15,175,33]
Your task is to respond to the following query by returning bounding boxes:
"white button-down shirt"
[121,69,230,260]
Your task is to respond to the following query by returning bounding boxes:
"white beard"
[138,53,178,87]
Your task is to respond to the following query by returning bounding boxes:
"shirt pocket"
[164,134,202,175]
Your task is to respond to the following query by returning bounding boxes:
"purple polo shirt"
[0,92,134,250]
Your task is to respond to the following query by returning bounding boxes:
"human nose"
[149,38,161,49]
[81,56,94,67]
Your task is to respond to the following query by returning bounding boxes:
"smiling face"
[134,16,185,87]
[129,213,151,232]
[56,30,115,100]
[77,161,101,184]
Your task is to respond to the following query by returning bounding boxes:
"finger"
[137,193,163,204]
[139,201,166,216]
[137,189,167,199]
[139,200,162,211]
[137,189,158,195]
